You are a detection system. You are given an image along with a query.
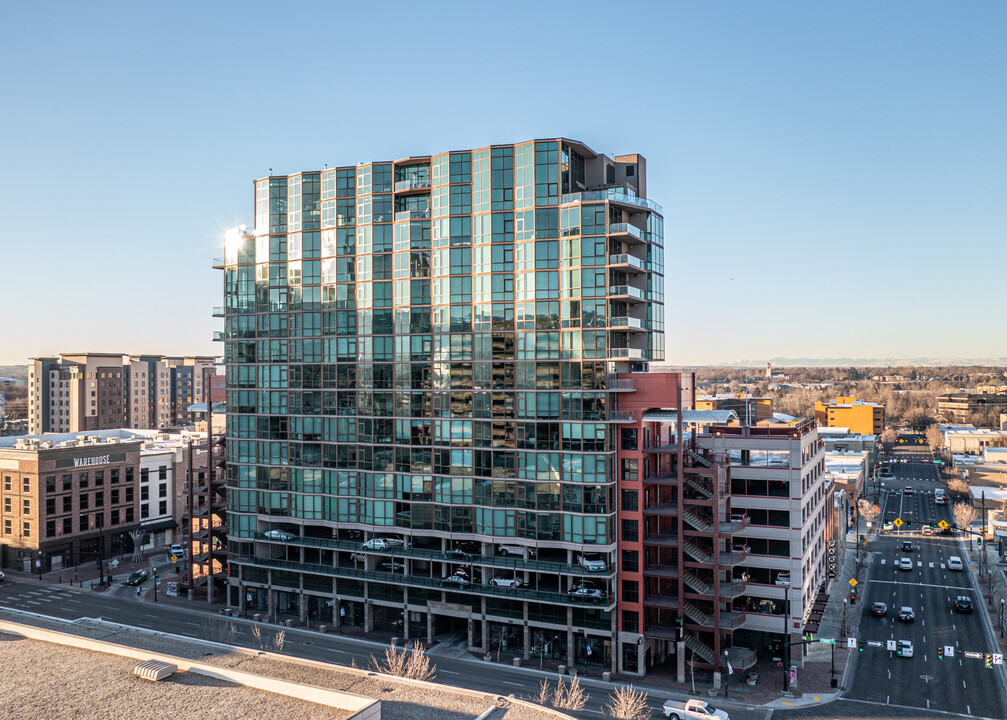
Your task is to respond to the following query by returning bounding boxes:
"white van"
[948,556,963,571]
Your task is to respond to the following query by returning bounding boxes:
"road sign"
[819,638,835,644]
[868,641,883,648]
[171,555,178,563]
[944,645,955,658]
[893,518,903,528]
[994,654,1004,666]
[886,640,897,651]
[849,578,858,587]
[110,559,119,568]
[964,651,983,659]
[938,520,949,529]
[325,599,336,607]
[848,638,857,649]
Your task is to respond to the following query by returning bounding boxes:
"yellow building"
[814,396,885,435]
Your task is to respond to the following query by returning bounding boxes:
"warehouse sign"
[74,455,111,468]
[55,453,126,469]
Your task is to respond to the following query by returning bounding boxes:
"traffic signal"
[906,522,911,529]
[938,646,944,660]
[858,640,864,652]
[978,537,983,547]
[897,644,903,656]
[986,654,993,669]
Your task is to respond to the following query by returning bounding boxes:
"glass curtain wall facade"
[219,138,664,669]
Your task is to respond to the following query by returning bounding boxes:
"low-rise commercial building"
[938,391,1007,424]
[814,397,884,436]
[696,394,773,424]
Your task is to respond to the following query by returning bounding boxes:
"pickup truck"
[662,699,728,720]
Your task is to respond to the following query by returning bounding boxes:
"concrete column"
[467,618,473,649]
[610,615,618,674]
[426,611,434,644]
[482,616,489,652]
[300,593,308,624]
[676,640,686,683]
[567,628,575,668]
[403,589,410,641]
[523,623,531,660]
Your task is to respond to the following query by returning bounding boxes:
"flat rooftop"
[0,610,561,720]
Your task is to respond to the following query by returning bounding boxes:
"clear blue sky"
[1,2,1004,366]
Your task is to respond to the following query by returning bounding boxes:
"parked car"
[169,544,185,558]
[363,537,404,551]
[577,553,607,572]
[454,540,481,553]
[497,544,535,558]
[662,698,729,720]
[898,606,914,622]
[264,530,295,541]
[948,556,963,571]
[125,570,149,587]
[379,561,405,573]
[438,575,472,588]
[774,571,791,586]
[488,576,523,588]
[955,595,973,613]
[568,586,607,604]
[350,552,367,563]
[441,549,473,561]
[899,557,913,571]
[897,640,914,657]
[871,602,888,617]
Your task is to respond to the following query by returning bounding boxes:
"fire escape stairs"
[685,448,713,468]
[684,477,714,500]
[683,570,712,595]
[682,599,712,626]
[683,631,716,664]
[683,540,712,564]
[682,508,713,532]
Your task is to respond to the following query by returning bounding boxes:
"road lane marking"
[26,601,42,605]
[502,681,524,687]
[440,670,460,675]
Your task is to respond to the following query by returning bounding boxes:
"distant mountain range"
[660,357,1007,369]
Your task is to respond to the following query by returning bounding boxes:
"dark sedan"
[124,570,149,586]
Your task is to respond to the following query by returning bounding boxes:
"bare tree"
[880,428,898,445]
[946,477,970,500]
[370,640,435,681]
[552,676,588,711]
[270,629,286,652]
[687,649,698,695]
[604,685,649,720]
[926,424,943,451]
[531,680,552,706]
[953,501,978,531]
[981,564,998,607]
[200,618,239,644]
[250,624,264,650]
[857,499,880,526]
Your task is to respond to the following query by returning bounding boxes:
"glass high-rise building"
[219,138,664,672]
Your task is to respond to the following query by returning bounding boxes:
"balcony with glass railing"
[394,177,431,192]
[607,254,646,272]
[608,285,646,301]
[609,348,646,360]
[608,223,645,244]
[561,189,663,214]
[394,209,430,221]
[609,316,647,331]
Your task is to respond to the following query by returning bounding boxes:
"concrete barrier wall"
[0,619,380,718]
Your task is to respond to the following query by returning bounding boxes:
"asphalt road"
[841,445,1007,719]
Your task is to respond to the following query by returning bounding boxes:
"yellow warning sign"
[849,578,858,587]
[938,520,949,529]
[893,518,903,528]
